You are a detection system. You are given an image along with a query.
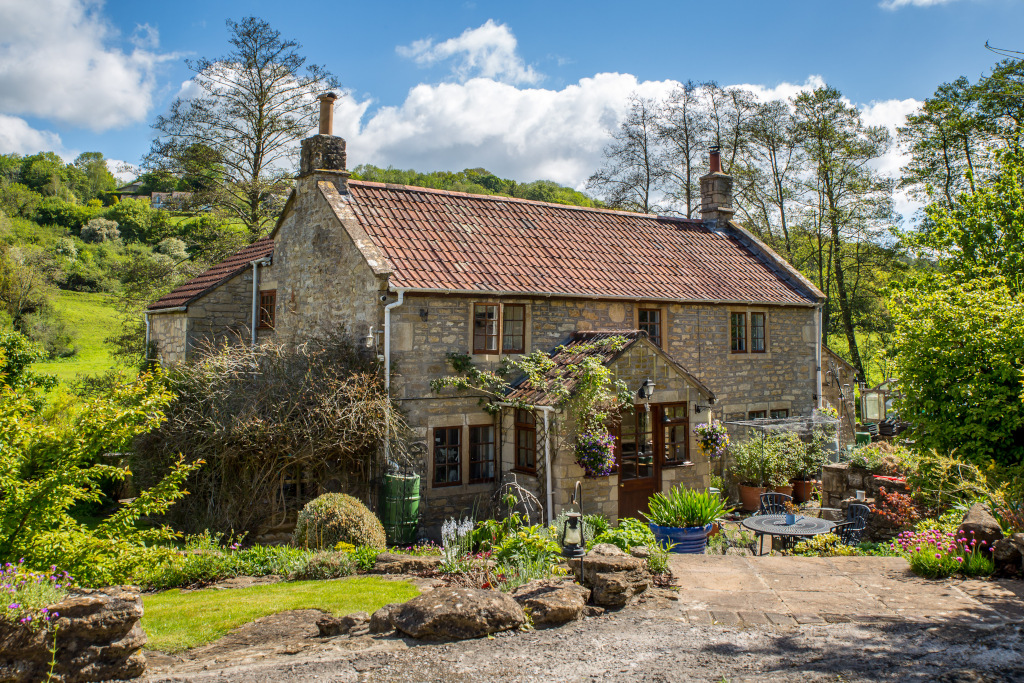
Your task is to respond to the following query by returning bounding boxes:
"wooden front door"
[617,406,661,520]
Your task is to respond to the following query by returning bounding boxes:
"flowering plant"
[574,430,616,477]
[1,560,70,629]
[874,486,921,527]
[891,528,995,578]
[693,420,729,459]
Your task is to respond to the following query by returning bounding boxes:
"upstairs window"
[473,304,499,354]
[638,308,662,347]
[770,409,789,419]
[748,410,767,420]
[502,305,525,354]
[751,312,766,353]
[730,313,746,353]
[515,409,537,473]
[258,290,276,329]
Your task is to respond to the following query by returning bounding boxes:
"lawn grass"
[142,577,420,653]
[34,290,126,382]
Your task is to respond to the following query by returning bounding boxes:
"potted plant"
[574,430,616,477]
[729,440,767,511]
[791,438,826,503]
[694,419,730,460]
[768,432,802,497]
[644,484,731,553]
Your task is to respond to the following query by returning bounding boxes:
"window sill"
[662,461,695,469]
[512,468,537,477]
[431,481,463,488]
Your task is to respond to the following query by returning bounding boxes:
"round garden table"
[741,515,836,555]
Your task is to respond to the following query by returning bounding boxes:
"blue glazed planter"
[648,523,713,554]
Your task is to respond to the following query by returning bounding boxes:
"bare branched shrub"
[133,334,411,536]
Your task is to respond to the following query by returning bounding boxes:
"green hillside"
[34,291,124,382]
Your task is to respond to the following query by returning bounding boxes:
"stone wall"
[822,346,857,447]
[821,462,905,541]
[149,310,186,365]
[0,586,146,682]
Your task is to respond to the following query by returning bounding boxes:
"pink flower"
[935,553,942,559]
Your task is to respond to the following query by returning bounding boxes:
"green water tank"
[380,473,420,546]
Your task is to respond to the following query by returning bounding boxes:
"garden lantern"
[637,378,656,401]
[561,481,586,559]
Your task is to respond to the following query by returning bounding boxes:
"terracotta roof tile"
[345,181,815,304]
[147,237,274,311]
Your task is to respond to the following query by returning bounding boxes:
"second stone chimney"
[299,92,348,186]
[700,146,734,227]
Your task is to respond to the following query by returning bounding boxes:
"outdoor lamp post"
[561,481,586,559]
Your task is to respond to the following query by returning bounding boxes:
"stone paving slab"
[669,554,1024,628]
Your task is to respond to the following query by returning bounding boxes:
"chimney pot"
[317,92,338,135]
[709,146,722,174]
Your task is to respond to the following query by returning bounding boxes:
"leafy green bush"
[493,524,560,563]
[292,551,355,580]
[593,517,656,552]
[292,493,386,551]
[645,485,729,528]
[140,534,314,589]
[80,218,120,244]
[351,545,381,571]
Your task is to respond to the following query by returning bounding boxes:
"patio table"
[741,515,837,555]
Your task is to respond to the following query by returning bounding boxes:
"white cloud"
[0,0,173,132]
[0,115,65,156]
[859,97,923,219]
[397,20,542,85]
[106,159,139,183]
[731,75,826,103]
[880,0,960,9]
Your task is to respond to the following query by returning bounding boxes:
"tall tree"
[657,81,709,217]
[147,17,339,239]
[587,95,666,213]
[794,86,895,381]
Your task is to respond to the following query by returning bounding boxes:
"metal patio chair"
[834,503,870,546]
[758,492,792,516]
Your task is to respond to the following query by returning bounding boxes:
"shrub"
[292,551,355,580]
[35,198,87,230]
[107,197,153,241]
[293,493,386,551]
[873,486,921,528]
[493,525,560,564]
[645,485,729,528]
[729,439,768,487]
[792,533,856,557]
[21,311,77,359]
[80,218,120,244]
[155,237,189,261]
[593,517,656,552]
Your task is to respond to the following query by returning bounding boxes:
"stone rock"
[958,503,1004,547]
[369,603,402,634]
[510,580,590,628]
[392,588,525,640]
[629,546,651,560]
[583,605,606,618]
[993,533,1024,574]
[588,543,627,557]
[0,586,146,683]
[372,553,442,574]
[317,611,369,637]
[576,552,650,608]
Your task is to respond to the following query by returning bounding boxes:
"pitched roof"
[505,330,715,407]
[342,180,820,305]
[147,237,274,311]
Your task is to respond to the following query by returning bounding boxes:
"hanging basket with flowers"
[693,419,730,459]
[574,430,616,477]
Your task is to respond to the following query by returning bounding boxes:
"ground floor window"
[433,427,462,486]
[469,424,495,483]
[515,409,536,473]
[770,408,789,419]
[662,403,690,465]
[748,410,767,420]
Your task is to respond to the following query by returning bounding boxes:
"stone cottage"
[147,94,827,527]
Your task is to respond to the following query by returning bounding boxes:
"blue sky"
[0,0,1021,203]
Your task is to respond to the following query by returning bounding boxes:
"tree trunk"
[830,217,866,382]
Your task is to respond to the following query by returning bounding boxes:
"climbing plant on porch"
[431,336,634,476]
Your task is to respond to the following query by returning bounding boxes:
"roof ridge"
[347,179,703,223]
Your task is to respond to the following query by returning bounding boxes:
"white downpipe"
[815,304,823,410]
[250,261,260,346]
[383,288,408,465]
[144,312,150,362]
[542,407,553,524]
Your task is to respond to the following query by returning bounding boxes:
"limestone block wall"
[149,311,187,365]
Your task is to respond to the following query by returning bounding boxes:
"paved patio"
[669,554,1024,628]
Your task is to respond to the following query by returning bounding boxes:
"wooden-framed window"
[730,312,746,353]
[433,427,462,487]
[617,408,654,480]
[751,312,766,353]
[514,409,537,473]
[638,308,662,347]
[468,425,496,483]
[258,290,276,329]
[473,304,499,354]
[748,410,767,420]
[662,403,690,465]
[502,305,526,354]
[770,409,789,419]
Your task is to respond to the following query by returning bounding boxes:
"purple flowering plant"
[575,430,616,477]
[1,560,70,629]
[693,420,729,459]
[891,528,995,578]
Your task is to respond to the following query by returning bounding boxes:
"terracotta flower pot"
[771,485,794,497]
[707,522,721,539]
[791,479,816,503]
[739,485,766,512]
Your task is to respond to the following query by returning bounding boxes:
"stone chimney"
[700,146,734,227]
[298,92,348,187]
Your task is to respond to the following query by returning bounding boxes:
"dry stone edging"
[391,587,525,640]
[576,544,651,608]
[0,585,146,683]
[510,579,590,628]
[993,533,1024,575]
[371,553,442,575]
